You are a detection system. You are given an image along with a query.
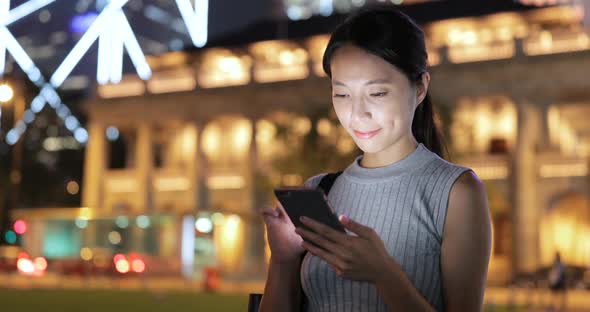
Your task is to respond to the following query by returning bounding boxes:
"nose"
[349,97,372,124]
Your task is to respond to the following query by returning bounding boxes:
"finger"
[301,241,345,273]
[300,216,347,243]
[339,215,375,239]
[260,206,279,217]
[262,214,279,227]
[295,227,346,257]
[275,202,289,217]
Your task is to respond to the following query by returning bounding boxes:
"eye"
[370,92,388,97]
[333,94,349,98]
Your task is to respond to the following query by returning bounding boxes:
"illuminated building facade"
[9,2,590,283]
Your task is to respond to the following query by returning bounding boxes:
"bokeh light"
[13,220,27,235]
[80,247,93,261]
[66,180,80,195]
[17,252,29,259]
[4,230,17,244]
[131,259,145,273]
[74,128,89,143]
[75,217,88,229]
[195,217,213,233]
[113,253,126,264]
[136,215,150,229]
[34,257,48,271]
[106,126,120,141]
[108,231,122,245]
[211,212,225,225]
[0,83,14,102]
[17,258,34,274]
[115,259,130,274]
[115,216,129,229]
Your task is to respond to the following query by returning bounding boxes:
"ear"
[416,72,430,107]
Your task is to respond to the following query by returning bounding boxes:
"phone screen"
[274,188,346,233]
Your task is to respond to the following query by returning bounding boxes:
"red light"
[131,259,145,273]
[128,252,139,260]
[14,220,27,235]
[113,253,125,264]
[34,257,48,271]
[17,252,29,259]
[115,259,130,274]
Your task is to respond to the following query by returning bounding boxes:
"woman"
[260,6,491,312]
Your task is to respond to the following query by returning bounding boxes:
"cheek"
[333,102,350,124]
[373,102,413,129]
[373,103,400,123]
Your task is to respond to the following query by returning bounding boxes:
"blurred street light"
[0,83,14,103]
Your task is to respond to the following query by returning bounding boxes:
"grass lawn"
[0,288,249,312]
[0,288,523,312]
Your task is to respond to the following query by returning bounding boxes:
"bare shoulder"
[445,170,490,236]
[451,169,486,198]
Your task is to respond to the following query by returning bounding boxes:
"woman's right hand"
[262,203,305,263]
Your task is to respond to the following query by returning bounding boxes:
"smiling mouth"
[353,129,381,139]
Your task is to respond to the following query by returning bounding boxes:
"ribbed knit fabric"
[300,143,471,312]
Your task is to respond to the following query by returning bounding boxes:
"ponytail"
[411,93,447,159]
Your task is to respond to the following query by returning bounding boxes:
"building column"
[535,98,559,153]
[136,123,154,214]
[249,116,258,214]
[196,119,209,211]
[82,122,106,214]
[186,122,200,214]
[245,116,266,276]
[511,98,542,274]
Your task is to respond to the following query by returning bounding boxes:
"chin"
[353,140,385,154]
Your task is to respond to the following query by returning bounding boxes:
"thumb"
[339,214,374,238]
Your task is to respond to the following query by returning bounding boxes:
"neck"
[360,136,418,168]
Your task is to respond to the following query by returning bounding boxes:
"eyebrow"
[332,78,391,86]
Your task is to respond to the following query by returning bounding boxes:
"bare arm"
[441,170,492,311]
[259,258,302,312]
[374,170,491,312]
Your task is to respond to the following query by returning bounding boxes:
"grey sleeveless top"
[300,143,471,312]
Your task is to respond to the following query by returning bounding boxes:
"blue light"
[176,0,208,48]
[74,128,88,144]
[65,116,79,131]
[70,12,99,34]
[23,110,35,124]
[27,67,42,83]
[106,126,120,141]
[57,105,70,118]
[136,215,150,229]
[319,0,333,16]
[75,218,88,229]
[115,216,129,229]
[6,129,19,145]
[15,121,26,133]
[31,96,45,112]
[4,230,17,244]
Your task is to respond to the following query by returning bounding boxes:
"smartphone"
[273,187,346,234]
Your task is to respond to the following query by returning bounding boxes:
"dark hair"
[322,6,446,158]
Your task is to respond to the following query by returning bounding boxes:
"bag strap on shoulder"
[317,171,343,196]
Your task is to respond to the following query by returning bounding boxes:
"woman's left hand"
[296,215,400,283]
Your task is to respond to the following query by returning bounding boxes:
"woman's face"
[329,45,427,156]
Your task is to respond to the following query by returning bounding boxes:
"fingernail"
[300,216,307,222]
[339,214,348,223]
